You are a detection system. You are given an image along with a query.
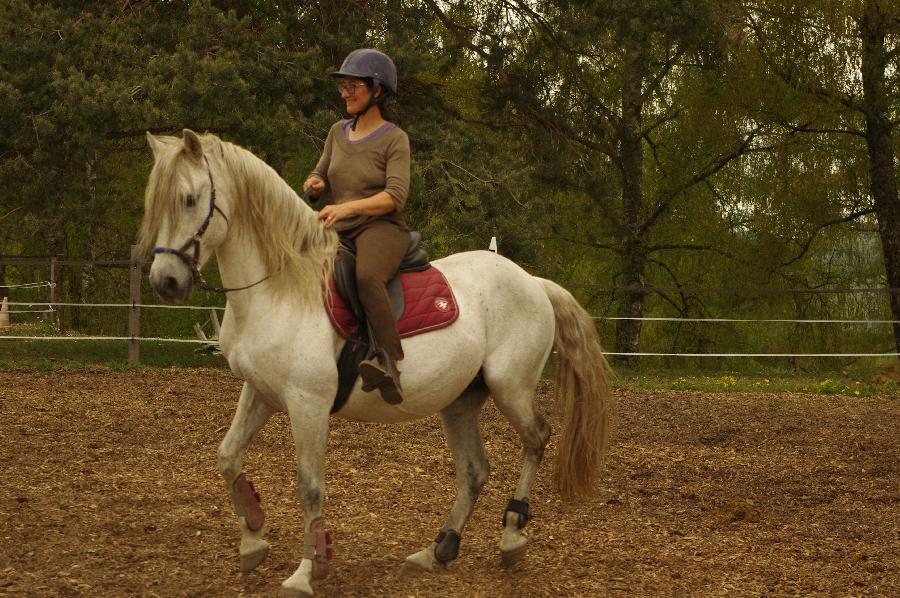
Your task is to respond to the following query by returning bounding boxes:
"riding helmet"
[329,49,398,96]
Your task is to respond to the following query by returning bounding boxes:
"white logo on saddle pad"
[434,297,450,312]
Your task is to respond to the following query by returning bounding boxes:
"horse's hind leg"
[217,382,275,572]
[402,379,491,575]
[489,377,551,568]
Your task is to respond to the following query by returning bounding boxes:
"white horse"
[140,129,612,597]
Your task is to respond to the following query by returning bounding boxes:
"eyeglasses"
[336,80,368,94]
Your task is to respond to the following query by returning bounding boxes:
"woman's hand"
[303,177,326,198]
[318,202,356,228]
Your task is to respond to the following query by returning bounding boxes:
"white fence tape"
[5,302,894,323]
[597,316,900,324]
[0,335,211,343]
[2,301,898,357]
[602,352,900,357]
[2,335,897,356]
[5,301,224,311]
[0,282,55,289]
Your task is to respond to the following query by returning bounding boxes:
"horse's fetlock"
[434,529,461,563]
[502,497,532,530]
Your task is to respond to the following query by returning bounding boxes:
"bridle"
[152,155,280,294]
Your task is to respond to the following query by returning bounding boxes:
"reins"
[152,155,315,294]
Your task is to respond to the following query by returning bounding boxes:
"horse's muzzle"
[150,260,194,303]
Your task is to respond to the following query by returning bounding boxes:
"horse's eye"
[186,194,196,208]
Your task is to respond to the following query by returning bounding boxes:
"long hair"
[538,278,614,498]
[139,133,338,307]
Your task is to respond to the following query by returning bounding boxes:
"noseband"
[152,155,268,294]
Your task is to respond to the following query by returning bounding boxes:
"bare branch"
[642,108,682,137]
[456,116,528,131]
[780,207,878,268]
[1,207,22,222]
[519,103,617,157]
[780,120,866,138]
[536,236,621,254]
[421,0,492,62]
[643,47,686,100]
[646,257,692,313]
[642,125,771,234]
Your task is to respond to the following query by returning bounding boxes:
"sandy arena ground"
[0,368,897,597]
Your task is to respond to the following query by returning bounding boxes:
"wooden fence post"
[128,245,141,364]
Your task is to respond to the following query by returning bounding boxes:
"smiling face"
[337,77,375,114]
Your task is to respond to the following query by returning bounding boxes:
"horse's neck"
[215,234,267,293]
[213,152,331,320]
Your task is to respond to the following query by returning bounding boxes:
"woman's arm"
[304,127,335,198]
[318,191,397,228]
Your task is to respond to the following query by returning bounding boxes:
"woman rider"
[303,49,410,405]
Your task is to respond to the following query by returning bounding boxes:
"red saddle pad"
[325,266,459,339]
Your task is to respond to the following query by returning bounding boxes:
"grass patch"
[612,372,898,397]
[0,338,226,370]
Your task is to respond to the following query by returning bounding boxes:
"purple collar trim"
[341,119,396,144]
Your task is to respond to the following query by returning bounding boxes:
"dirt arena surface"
[0,368,897,597]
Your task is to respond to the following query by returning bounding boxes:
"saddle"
[332,231,431,326]
[328,232,459,413]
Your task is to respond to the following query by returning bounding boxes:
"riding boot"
[359,349,404,405]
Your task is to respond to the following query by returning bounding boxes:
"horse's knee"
[217,440,240,480]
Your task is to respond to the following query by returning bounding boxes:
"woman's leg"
[354,220,410,361]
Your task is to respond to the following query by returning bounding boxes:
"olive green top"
[310,119,410,233]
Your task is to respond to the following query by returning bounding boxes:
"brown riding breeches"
[346,220,410,361]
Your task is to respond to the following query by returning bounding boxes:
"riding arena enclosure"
[1,252,898,365]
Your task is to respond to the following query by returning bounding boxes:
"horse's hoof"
[500,544,528,569]
[399,559,427,577]
[281,563,315,597]
[279,586,313,598]
[240,543,269,572]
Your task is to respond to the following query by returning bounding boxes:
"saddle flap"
[326,266,459,340]
[332,232,431,324]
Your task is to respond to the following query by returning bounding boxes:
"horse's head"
[140,129,230,303]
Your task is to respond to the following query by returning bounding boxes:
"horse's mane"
[139,133,338,306]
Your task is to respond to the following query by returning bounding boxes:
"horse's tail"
[537,278,613,498]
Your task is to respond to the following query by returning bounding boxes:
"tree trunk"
[613,47,648,366]
[860,2,900,355]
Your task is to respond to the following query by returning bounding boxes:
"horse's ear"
[146,132,166,160]
[182,129,204,161]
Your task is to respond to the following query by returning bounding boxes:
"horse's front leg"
[280,397,332,598]
[217,382,275,572]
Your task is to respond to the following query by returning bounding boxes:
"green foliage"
[1,0,898,367]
